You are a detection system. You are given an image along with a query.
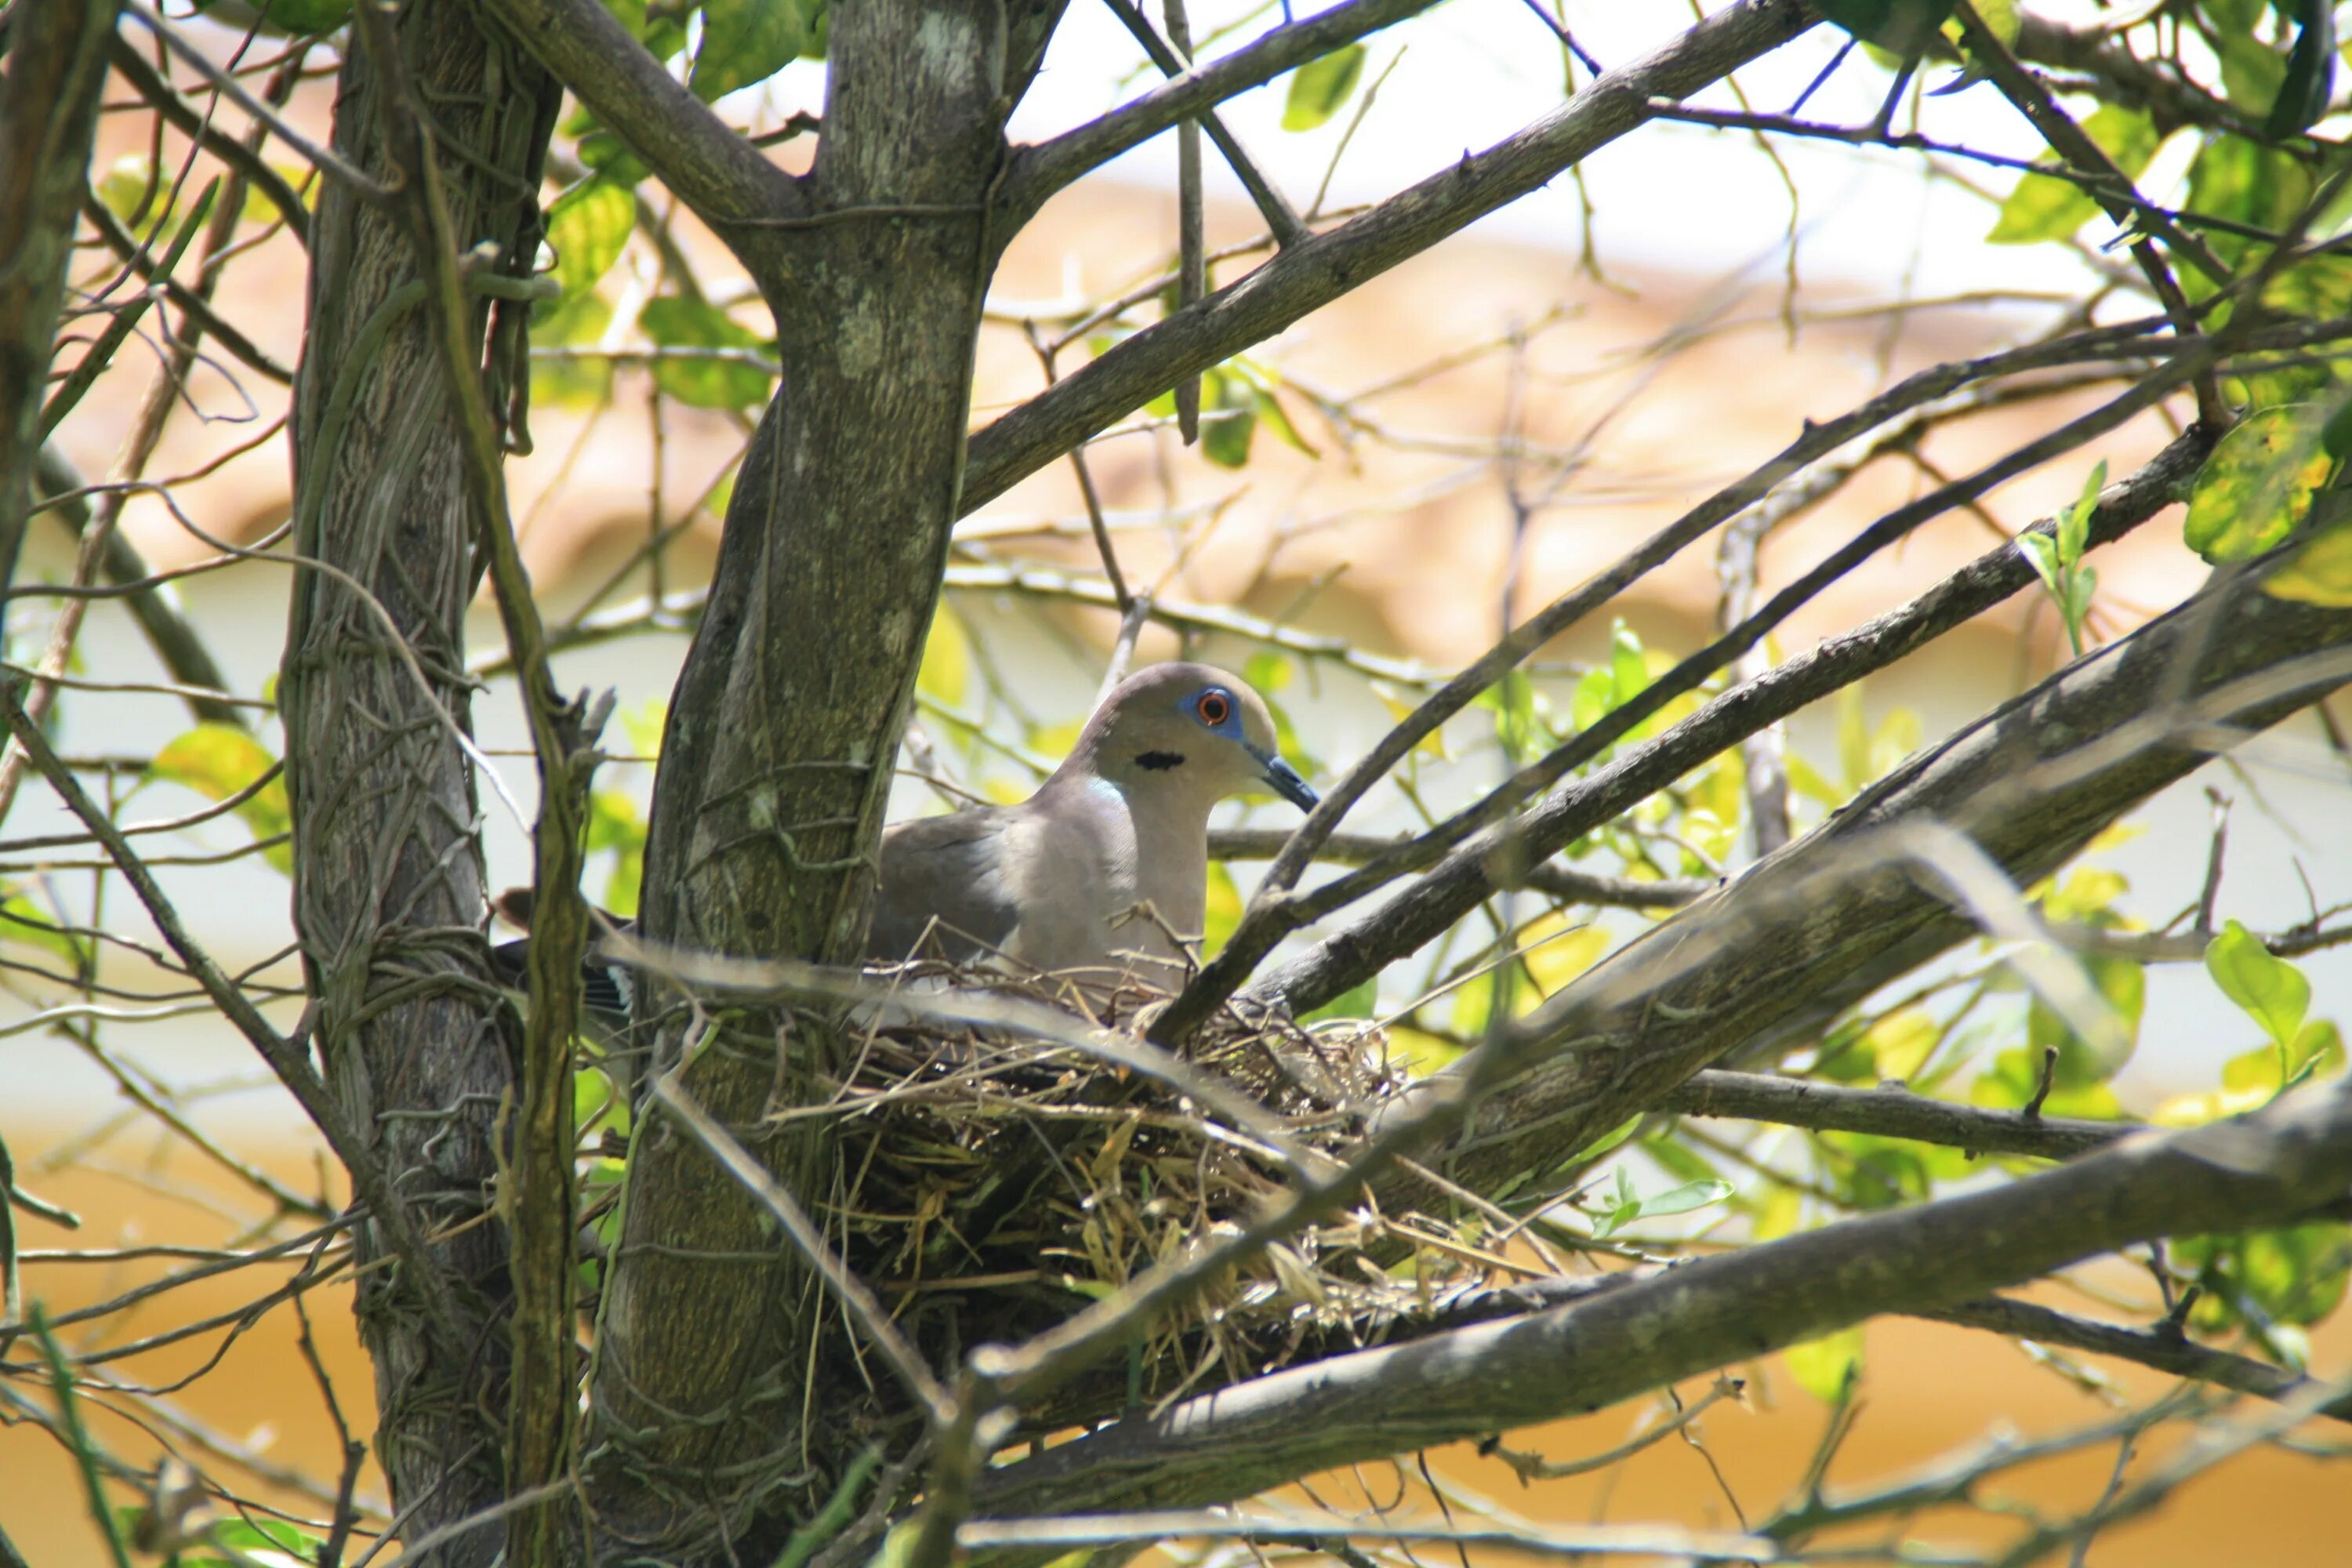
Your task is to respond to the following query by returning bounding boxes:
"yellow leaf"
[1518,911,1611,996]
[2263,513,2352,606]
[1751,1185,1802,1243]
[1201,861,1242,957]
[1383,1026,1461,1076]
[1026,720,1083,764]
[1373,684,1448,760]
[1864,1007,1940,1081]
[149,724,292,873]
[1785,1327,1864,1403]
[916,602,971,709]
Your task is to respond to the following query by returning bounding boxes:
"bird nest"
[786,962,1509,1419]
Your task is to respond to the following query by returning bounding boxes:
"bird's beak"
[1250,746,1319,812]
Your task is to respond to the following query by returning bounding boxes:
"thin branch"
[1207,827,1710,909]
[120,3,387,204]
[0,688,469,1356]
[1247,423,2213,1018]
[79,195,297,384]
[967,0,1819,512]
[960,1512,1772,1562]
[967,1076,2352,1518]
[1164,344,2220,1044]
[1102,0,1308,249]
[1915,1295,2352,1423]
[1658,1070,2131,1160]
[475,0,804,230]
[1166,314,2191,946]
[1007,0,1439,219]
[105,34,311,244]
[1373,572,2352,1214]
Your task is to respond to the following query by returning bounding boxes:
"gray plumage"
[494,660,1316,1017]
[866,661,1316,988]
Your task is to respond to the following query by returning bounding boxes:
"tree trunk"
[0,0,118,648]
[589,3,1021,1548]
[281,2,556,1557]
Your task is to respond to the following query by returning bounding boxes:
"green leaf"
[1866,1007,1942,1081]
[206,1517,322,1566]
[1301,975,1378,1023]
[2,886,89,971]
[2183,134,2313,284]
[1785,1326,1864,1402]
[1986,108,2157,246]
[1568,666,1614,735]
[544,179,635,301]
[1570,1114,1642,1167]
[1636,1176,1733,1220]
[1838,684,1871,793]
[1253,385,1320,456]
[1201,860,1243,958]
[1281,44,1367,132]
[2060,459,2106,565]
[530,295,615,409]
[149,724,293,873]
[2205,919,2310,1048]
[2174,1222,2351,1334]
[691,0,815,101]
[2027,953,2144,1088]
[578,129,651,188]
[1813,0,1954,53]
[194,0,353,35]
[916,601,971,710]
[2183,403,2333,563]
[586,789,646,916]
[1608,620,1648,707]
[2263,510,2352,604]
[638,297,772,409]
[2267,0,2336,137]
[1200,370,1258,467]
[2217,26,2288,119]
[2018,528,2063,594]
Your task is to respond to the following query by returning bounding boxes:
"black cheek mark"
[1136,750,1185,771]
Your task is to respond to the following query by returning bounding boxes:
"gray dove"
[493,661,1316,1019]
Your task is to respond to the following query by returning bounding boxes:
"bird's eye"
[1195,690,1232,727]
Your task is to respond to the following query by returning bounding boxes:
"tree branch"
[1208,827,1709,909]
[962,0,1817,513]
[1389,563,2352,1211]
[0,0,118,644]
[1248,423,2213,1018]
[477,0,804,230]
[106,34,311,245]
[1006,0,1436,222]
[0,687,467,1356]
[1093,0,1312,248]
[1658,1070,2132,1160]
[1915,1296,2352,1423]
[30,446,246,729]
[970,1077,2352,1518]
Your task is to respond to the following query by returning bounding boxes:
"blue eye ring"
[1194,688,1234,728]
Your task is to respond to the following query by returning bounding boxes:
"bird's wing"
[868,809,1023,963]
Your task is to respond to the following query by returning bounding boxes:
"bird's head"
[1080,661,1319,813]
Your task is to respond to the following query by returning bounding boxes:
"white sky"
[994,1,2113,299]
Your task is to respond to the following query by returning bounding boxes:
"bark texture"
[280,1,557,1557]
[1403,569,2352,1212]
[0,0,119,647]
[590,5,1035,1549]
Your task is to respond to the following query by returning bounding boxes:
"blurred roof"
[52,71,2207,681]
